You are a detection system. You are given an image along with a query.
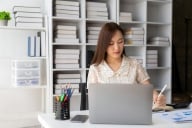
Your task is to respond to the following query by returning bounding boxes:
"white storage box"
[12,60,41,86]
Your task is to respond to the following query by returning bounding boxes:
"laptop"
[88,83,153,125]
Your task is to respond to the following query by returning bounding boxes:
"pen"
[158,84,167,98]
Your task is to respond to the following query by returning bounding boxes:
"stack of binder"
[119,12,132,22]
[124,27,144,45]
[54,0,79,18]
[87,26,101,44]
[54,25,79,44]
[148,37,169,46]
[54,48,80,69]
[86,2,108,20]
[146,50,158,67]
[13,6,43,27]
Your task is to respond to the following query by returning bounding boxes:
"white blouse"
[87,56,150,87]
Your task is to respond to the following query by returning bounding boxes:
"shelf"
[52,43,83,46]
[147,44,170,47]
[146,67,171,70]
[52,68,86,71]
[86,18,115,23]
[0,85,47,89]
[52,16,83,21]
[119,21,146,24]
[124,44,146,47]
[0,26,46,31]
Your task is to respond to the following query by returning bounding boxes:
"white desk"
[38,110,192,128]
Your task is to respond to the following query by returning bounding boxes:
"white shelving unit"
[47,0,172,113]
[0,0,49,127]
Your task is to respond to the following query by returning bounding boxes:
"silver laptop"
[88,83,153,125]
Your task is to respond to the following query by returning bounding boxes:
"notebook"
[88,83,153,125]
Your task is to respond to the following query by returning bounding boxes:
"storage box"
[12,60,41,86]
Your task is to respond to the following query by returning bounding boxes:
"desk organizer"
[55,100,70,120]
[12,60,41,86]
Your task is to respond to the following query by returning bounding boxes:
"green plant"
[0,11,11,20]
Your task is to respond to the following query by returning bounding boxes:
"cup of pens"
[55,85,74,120]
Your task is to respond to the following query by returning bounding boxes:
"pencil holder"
[55,100,70,120]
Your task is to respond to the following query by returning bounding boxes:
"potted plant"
[0,11,11,26]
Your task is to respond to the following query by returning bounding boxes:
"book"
[16,22,43,27]
[87,11,108,17]
[55,13,79,18]
[87,35,98,40]
[87,30,100,35]
[86,2,107,7]
[14,12,43,18]
[55,0,79,6]
[55,83,79,89]
[56,34,76,38]
[13,6,41,13]
[148,41,169,46]
[55,54,79,59]
[119,16,132,22]
[54,38,79,43]
[120,12,132,17]
[146,54,158,59]
[124,34,144,40]
[56,74,80,78]
[55,9,79,15]
[87,27,101,31]
[87,6,107,11]
[147,50,158,54]
[55,64,79,69]
[87,39,97,44]
[125,40,143,45]
[55,49,80,54]
[35,36,41,57]
[125,30,144,35]
[15,17,43,23]
[56,30,76,35]
[27,36,35,57]
[56,25,76,30]
[87,15,108,20]
[55,5,79,11]
[54,59,79,64]
[146,59,158,64]
[37,31,46,56]
[150,37,169,42]
[56,78,81,84]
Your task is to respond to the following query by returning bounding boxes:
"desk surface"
[38,110,192,128]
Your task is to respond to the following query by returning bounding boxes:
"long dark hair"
[91,22,124,65]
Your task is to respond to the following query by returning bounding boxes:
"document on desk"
[155,109,192,123]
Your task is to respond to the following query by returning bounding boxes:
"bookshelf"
[47,0,172,113]
[0,0,49,127]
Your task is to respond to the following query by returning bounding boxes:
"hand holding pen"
[153,84,167,107]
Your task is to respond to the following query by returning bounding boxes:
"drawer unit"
[13,78,40,86]
[12,60,41,86]
[13,69,40,78]
[12,60,40,69]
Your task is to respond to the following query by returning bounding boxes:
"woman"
[87,22,166,107]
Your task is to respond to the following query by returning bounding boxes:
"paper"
[157,109,192,123]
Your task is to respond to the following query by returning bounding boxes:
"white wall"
[0,0,46,127]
